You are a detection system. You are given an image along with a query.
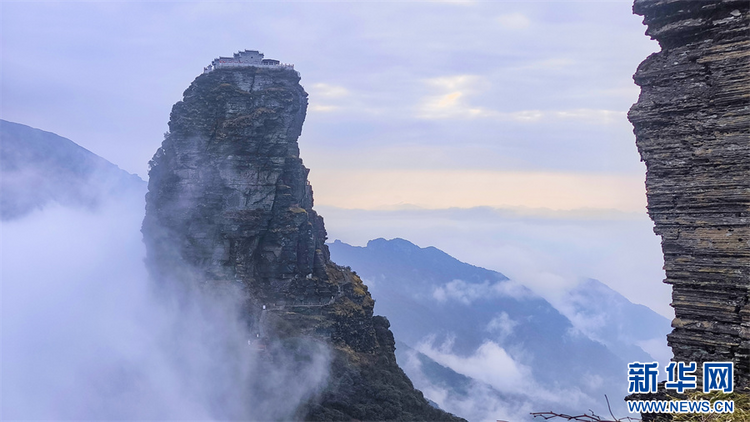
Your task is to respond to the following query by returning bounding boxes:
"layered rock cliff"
[142,64,463,420]
[629,0,749,389]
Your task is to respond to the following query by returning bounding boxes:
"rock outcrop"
[629,0,749,390]
[142,64,463,420]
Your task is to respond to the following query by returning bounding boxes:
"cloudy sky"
[1,1,672,315]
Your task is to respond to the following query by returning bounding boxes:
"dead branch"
[531,395,640,422]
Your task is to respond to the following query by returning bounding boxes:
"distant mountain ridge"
[562,278,671,365]
[0,119,144,220]
[329,237,671,420]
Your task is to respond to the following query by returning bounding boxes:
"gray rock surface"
[629,0,750,390]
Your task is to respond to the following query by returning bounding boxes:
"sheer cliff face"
[629,0,749,389]
[142,66,462,421]
[143,68,333,305]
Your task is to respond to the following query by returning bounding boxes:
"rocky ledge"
[142,65,463,420]
[629,0,749,389]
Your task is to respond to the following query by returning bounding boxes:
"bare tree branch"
[531,396,641,422]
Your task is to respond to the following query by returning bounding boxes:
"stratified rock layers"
[142,66,462,420]
[629,0,749,389]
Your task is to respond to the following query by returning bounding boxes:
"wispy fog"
[406,335,625,422]
[400,348,534,422]
[433,279,532,304]
[1,190,330,420]
[399,344,599,422]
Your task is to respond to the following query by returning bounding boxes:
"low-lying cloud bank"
[1,192,330,420]
[399,342,602,422]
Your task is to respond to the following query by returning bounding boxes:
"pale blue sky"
[2,0,657,178]
[1,1,671,316]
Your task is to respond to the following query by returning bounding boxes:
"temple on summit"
[203,50,293,73]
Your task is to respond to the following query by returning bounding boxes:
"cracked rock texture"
[142,66,463,421]
[630,0,749,390]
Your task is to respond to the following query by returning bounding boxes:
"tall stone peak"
[629,0,749,390]
[142,64,463,420]
[144,66,327,302]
